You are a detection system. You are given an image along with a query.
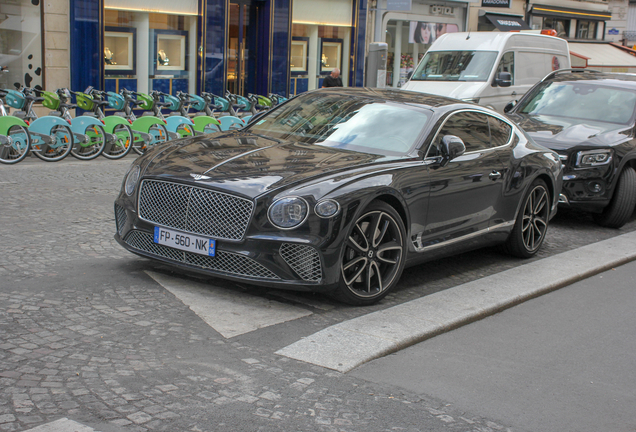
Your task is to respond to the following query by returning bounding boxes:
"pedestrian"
[322,68,343,88]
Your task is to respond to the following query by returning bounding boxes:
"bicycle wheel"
[0,124,31,164]
[32,124,73,162]
[148,123,170,148]
[131,130,147,155]
[102,123,133,160]
[70,124,106,160]
[177,123,195,138]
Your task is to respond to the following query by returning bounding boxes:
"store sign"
[608,28,620,35]
[481,0,511,7]
[387,0,412,11]
[430,5,455,15]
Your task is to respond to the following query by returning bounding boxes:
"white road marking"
[24,418,95,432]
[146,271,313,338]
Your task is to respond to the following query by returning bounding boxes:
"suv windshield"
[410,51,498,82]
[518,81,636,124]
[248,93,430,156]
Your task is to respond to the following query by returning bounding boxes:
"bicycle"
[175,91,221,134]
[0,89,31,164]
[113,89,169,155]
[2,86,73,162]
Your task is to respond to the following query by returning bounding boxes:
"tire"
[332,200,407,306]
[70,124,106,160]
[0,124,31,164]
[102,124,133,160]
[593,166,636,229]
[32,125,73,162]
[504,179,550,258]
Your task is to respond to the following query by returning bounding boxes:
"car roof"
[543,69,636,89]
[312,87,479,112]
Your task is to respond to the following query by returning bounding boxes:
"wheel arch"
[372,193,409,232]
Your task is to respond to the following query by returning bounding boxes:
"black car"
[506,69,636,228]
[115,88,562,305]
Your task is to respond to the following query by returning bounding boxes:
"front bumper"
[114,201,342,292]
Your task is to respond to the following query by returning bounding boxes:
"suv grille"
[138,180,254,241]
[124,230,279,280]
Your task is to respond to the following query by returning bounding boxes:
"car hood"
[143,132,402,198]
[509,113,631,152]
[401,80,486,100]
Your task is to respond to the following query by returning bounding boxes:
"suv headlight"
[575,150,612,167]
[125,165,141,196]
[268,197,308,229]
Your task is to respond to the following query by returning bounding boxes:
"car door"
[414,110,506,250]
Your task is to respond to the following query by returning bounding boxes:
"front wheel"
[593,166,636,229]
[504,179,550,258]
[0,124,31,164]
[102,124,133,160]
[32,125,73,162]
[70,124,106,160]
[332,200,407,306]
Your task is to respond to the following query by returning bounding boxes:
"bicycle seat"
[24,94,45,103]
[93,100,110,107]
[131,99,145,106]
[60,102,78,109]
[156,101,172,107]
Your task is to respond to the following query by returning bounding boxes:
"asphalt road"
[1,154,635,431]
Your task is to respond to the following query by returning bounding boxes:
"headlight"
[315,199,340,218]
[125,165,141,196]
[268,197,308,229]
[575,150,612,167]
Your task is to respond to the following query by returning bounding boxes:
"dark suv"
[506,69,636,228]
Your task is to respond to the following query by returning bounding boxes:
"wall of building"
[43,0,70,91]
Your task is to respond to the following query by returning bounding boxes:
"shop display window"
[153,30,187,74]
[320,38,342,75]
[104,27,136,75]
[291,37,309,75]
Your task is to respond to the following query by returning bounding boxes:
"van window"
[410,51,498,82]
[493,52,514,86]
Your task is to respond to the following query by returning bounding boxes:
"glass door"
[227,0,257,95]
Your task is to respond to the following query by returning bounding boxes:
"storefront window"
[538,17,570,38]
[0,0,43,89]
[104,5,199,95]
[290,0,353,93]
[577,21,597,39]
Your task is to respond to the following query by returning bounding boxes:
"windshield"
[410,51,498,82]
[518,82,636,125]
[248,93,430,156]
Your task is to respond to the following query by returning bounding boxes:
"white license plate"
[153,226,216,257]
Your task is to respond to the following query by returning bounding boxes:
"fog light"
[588,182,603,193]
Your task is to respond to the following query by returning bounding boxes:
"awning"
[484,14,531,31]
[531,4,611,21]
[569,42,636,68]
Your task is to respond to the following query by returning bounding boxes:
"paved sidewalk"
[277,230,636,372]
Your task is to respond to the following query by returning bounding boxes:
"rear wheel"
[32,125,73,162]
[593,166,636,228]
[0,124,31,164]
[332,200,406,306]
[504,179,550,258]
[102,124,133,159]
[70,124,106,160]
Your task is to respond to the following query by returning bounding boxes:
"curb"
[276,230,636,373]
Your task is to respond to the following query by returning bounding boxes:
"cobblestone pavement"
[1,156,634,431]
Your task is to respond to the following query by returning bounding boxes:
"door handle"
[511,91,517,96]
[489,171,502,180]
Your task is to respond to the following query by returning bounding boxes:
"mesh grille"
[115,204,127,235]
[280,243,322,282]
[138,180,254,241]
[124,230,279,280]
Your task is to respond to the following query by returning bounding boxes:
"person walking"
[322,68,343,88]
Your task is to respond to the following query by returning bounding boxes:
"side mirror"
[440,135,466,165]
[503,100,517,113]
[496,71,512,88]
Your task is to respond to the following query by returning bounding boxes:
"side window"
[433,111,491,154]
[488,116,512,147]
[493,51,514,86]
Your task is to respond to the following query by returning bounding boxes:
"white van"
[401,32,570,112]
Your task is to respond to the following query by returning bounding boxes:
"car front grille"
[115,204,127,235]
[138,180,254,241]
[280,243,322,282]
[124,230,279,280]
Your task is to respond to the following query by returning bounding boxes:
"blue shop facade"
[70,0,367,98]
